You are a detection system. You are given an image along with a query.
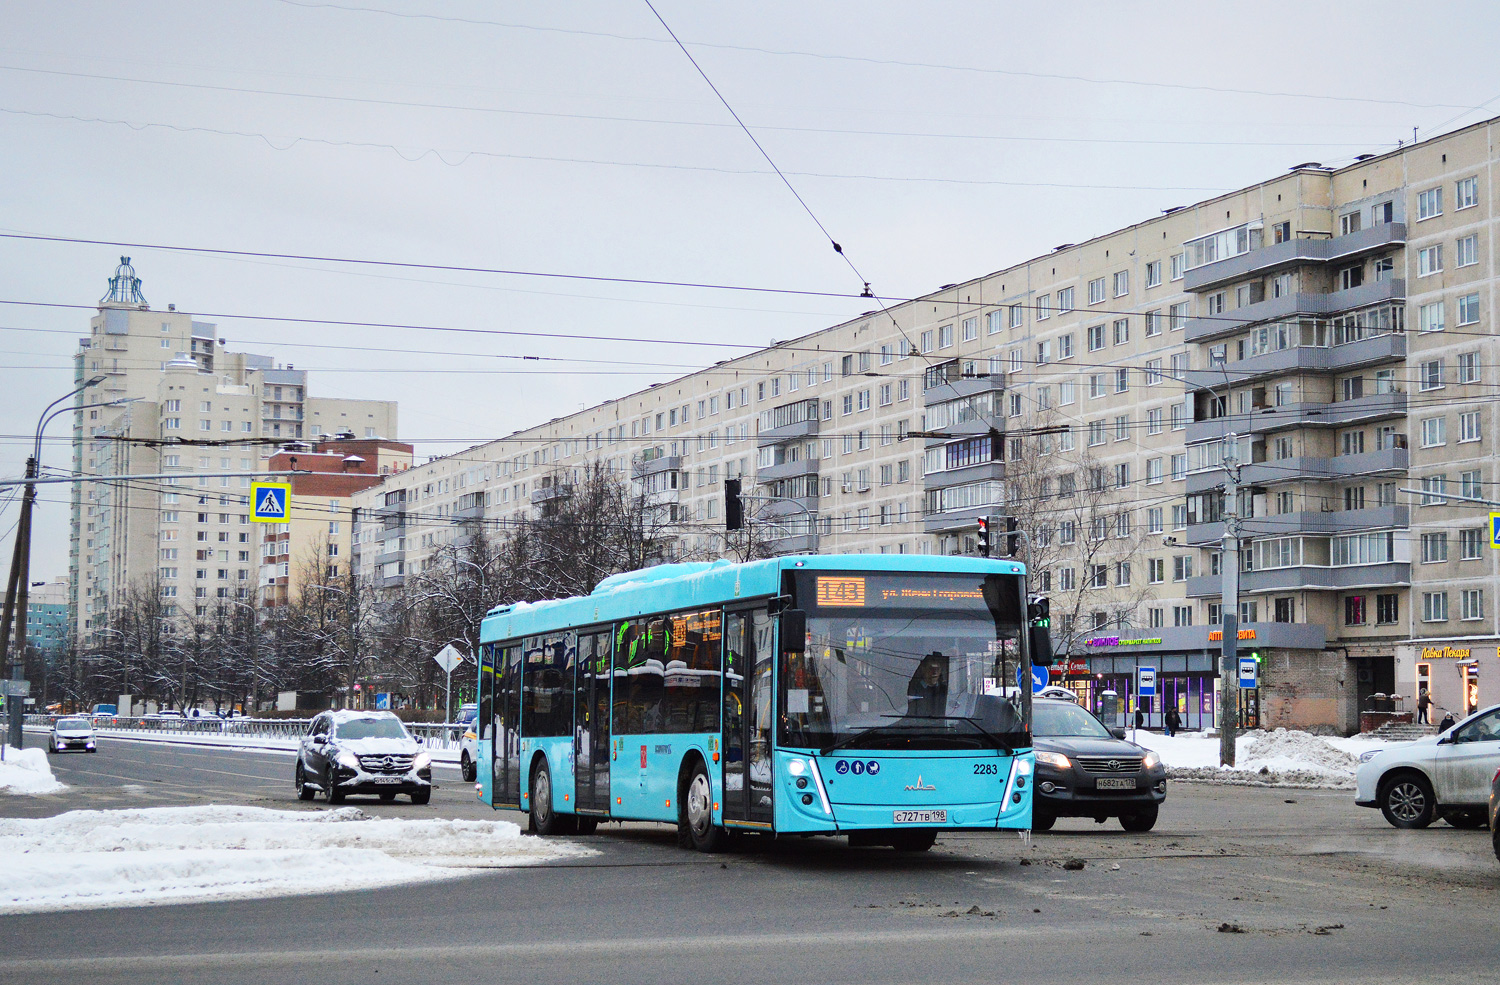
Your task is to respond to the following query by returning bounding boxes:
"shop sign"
[1420,646,1472,660]
[1084,636,1163,648]
[1208,629,1257,642]
[1067,659,1088,675]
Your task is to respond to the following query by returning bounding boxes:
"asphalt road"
[2,735,1499,985]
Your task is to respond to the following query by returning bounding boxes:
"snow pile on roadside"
[1132,729,1382,789]
[0,805,589,914]
[0,747,65,795]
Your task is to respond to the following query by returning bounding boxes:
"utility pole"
[1218,432,1241,768]
[0,455,37,750]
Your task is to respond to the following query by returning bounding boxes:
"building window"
[919,331,933,353]
[962,317,978,342]
[1418,245,1443,276]
[1456,176,1478,210]
[1275,597,1295,623]
[1422,592,1449,622]
[1420,416,1446,448]
[1113,271,1129,297]
[1088,278,1106,305]
[1173,606,1193,627]
[1344,595,1367,626]
[1375,594,1398,625]
[1462,589,1484,621]
[1172,555,1193,581]
[1087,325,1105,351]
[1421,532,1449,563]
[1456,234,1478,268]
[1420,359,1444,389]
[1147,408,1163,434]
[1168,301,1190,331]
[1148,558,1164,584]
[1420,474,1447,505]
[1145,260,1162,288]
[1146,507,1163,533]
[1115,369,1129,393]
[1461,528,1484,560]
[1058,334,1073,359]
[1460,410,1481,443]
[1113,319,1129,345]
[1458,293,1480,326]
[1417,186,1443,220]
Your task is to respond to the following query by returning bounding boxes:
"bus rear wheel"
[681,762,727,853]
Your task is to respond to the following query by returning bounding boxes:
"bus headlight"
[1034,751,1071,770]
[787,758,806,776]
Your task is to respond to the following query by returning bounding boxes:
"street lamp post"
[1,376,106,748]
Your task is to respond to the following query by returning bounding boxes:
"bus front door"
[574,629,612,814]
[722,607,774,826]
[494,644,523,809]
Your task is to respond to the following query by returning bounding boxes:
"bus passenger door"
[722,607,774,826]
[494,644,523,808]
[574,629,612,814]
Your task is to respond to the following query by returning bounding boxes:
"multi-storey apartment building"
[72,259,400,638]
[351,118,1500,734]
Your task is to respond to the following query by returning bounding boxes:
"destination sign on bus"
[816,575,987,609]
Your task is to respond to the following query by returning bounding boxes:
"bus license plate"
[1096,778,1135,791]
[893,810,946,824]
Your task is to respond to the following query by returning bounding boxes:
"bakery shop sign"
[1420,646,1472,660]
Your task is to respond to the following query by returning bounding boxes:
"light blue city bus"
[475,553,1036,851]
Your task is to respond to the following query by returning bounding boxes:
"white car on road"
[1356,702,1500,829]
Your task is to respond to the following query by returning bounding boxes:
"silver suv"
[295,710,433,805]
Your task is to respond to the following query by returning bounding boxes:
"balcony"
[764,532,818,555]
[1186,392,1406,444]
[1185,447,1407,494]
[923,373,1006,405]
[922,504,1002,535]
[923,461,1006,492]
[530,484,572,505]
[1182,331,1406,390]
[1183,223,1406,293]
[1184,504,1409,547]
[1185,280,1406,343]
[756,418,819,446]
[1185,561,1411,597]
[631,455,682,479]
[758,495,818,520]
[756,457,819,482]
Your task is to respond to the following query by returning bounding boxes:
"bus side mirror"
[781,610,807,653]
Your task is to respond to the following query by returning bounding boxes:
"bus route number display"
[816,577,866,607]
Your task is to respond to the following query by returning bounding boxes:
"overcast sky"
[5,0,1500,582]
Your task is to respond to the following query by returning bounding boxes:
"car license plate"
[893,809,946,824]
[373,776,403,784]
[1096,777,1136,791]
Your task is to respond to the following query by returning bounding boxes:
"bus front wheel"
[681,761,728,853]
[529,761,574,836]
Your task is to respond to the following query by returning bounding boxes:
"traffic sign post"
[432,644,465,724]
[1014,663,1047,694]
[1238,656,1259,689]
[251,481,292,523]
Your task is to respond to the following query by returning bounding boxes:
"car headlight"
[1142,750,1162,770]
[335,750,361,769]
[413,752,432,771]
[1034,750,1071,769]
[1358,749,1382,764]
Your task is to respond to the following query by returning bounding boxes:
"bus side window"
[665,608,722,733]
[615,617,666,734]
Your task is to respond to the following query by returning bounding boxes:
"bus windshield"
[781,571,1028,752]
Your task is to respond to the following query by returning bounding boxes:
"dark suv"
[1030,698,1167,832]
[295,710,432,805]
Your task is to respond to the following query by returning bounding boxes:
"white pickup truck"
[1356,702,1500,829]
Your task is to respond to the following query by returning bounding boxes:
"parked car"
[48,716,97,753]
[1030,698,1167,832]
[1356,702,1500,829]
[295,710,432,805]
[456,703,479,783]
[1490,766,1500,863]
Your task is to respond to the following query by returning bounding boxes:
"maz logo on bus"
[833,760,880,776]
[904,775,937,792]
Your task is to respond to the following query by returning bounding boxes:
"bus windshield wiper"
[819,721,922,756]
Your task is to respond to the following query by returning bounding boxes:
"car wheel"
[1379,772,1435,829]
[1031,811,1056,832]
[1445,809,1486,829]
[326,767,345,804]
[529,760,571,835]
[410,787,431,805]
[891,830,937,852]
[295,761,316,801]
[1493,823,1500,864]
[1119,805,1159,832]
[680,761,727,852]
[461,752,476,783]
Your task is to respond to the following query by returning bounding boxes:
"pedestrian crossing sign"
[1491,513,1500,549]
[251,481,292,523]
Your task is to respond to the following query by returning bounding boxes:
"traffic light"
[724,478,743,531]
[1004,516,1020,557]
[976,516,991,557]
[1027,596,1053,667]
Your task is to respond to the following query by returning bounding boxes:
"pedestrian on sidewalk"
[1438,710,1456,733]
[1416,688,1431,725]
[1134,703,1145,731]
[1164,706,1181,737]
